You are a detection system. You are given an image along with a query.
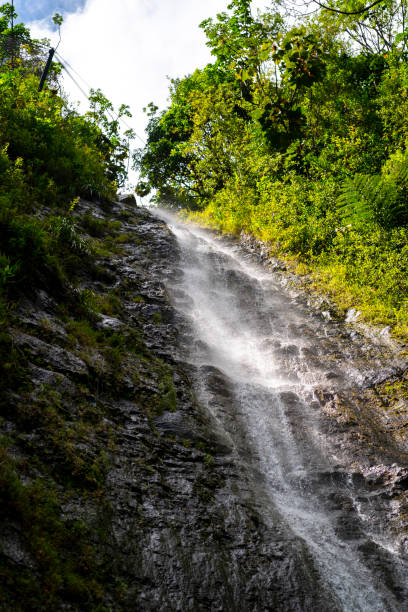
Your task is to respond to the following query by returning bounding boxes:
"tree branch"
[314,0,386,16]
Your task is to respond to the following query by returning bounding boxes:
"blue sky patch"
[14,1,87,26]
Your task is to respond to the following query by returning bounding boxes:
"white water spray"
[158,212,408,611]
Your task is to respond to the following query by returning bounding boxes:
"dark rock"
[118,193,137,205]
[314,388,335,405]
[394,472,408,491]
[12,331,88,377]
[2,198,408,611]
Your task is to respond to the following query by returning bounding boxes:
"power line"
[30,40,50,50]
[56,54,140,183]
[56,51,123,130]
[57,54,125,131]
[55,50,93,91]
[55,50,146,145]
[58,57,90,101]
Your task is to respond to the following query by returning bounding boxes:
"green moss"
[9,388,109,490]
[0,330,29,394]
[80,214,121,238]
[204,453,215,467]
[0,434,114,610]
[67,319,101,348]
[159,375,178,413]
[93,292,122,316]
[113,232,133,244]
[382,376,408,400]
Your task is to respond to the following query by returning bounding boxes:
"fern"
[338,174,382,226]
[337,155,408,229]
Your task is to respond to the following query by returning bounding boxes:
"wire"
[56,54,119,124]
[58,58,90,101]
[31,40,50,50]
[55,50,146,145]
[55,51,92,90]
[56,51,119,124]
[119,116,146,145]
[58,57,138,177]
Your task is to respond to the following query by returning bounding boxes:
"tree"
[134,65,239,207]
[0,2,31,66]
[200,0,283,98]
[309,0,408,53]
[87,88,135,187]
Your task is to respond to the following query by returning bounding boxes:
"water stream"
[158,212,408,611]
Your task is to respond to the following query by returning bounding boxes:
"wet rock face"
[161,216,408,609]
[0,200,336,611]
[2,202,408,610]
[11,330,89,378]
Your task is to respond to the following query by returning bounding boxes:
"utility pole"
[11,0,14,69]
[38,47,55,91]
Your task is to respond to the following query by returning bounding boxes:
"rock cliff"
[1,199,408,611]
[0,200,329,611]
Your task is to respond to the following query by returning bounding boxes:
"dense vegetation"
[136,0,408,340]
[0,2,134,325]
[0,5,142,608]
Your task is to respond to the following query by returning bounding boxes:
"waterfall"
[156,210,408,611]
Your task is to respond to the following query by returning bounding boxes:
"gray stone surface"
[2,200,408,611]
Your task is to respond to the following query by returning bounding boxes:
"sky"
[14,1,86,25]
[13,0,270,188]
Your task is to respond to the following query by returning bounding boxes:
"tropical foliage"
[135,0,408,338]
[0,5,142,606]
[0,3,133,317]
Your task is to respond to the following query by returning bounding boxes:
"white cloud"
[29,0,270,187]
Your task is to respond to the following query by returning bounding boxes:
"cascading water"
[156,210,408,611]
